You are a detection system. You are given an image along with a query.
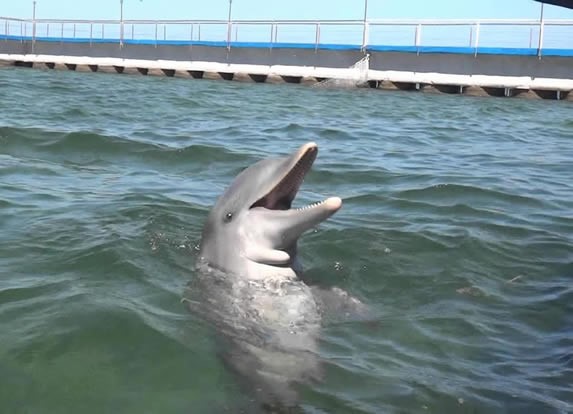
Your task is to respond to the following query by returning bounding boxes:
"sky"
[3,0,573,21]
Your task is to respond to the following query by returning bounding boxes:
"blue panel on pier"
[121,38,362,50]
[1,34,572,57]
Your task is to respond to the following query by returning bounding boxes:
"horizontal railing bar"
[368,18,573,25]
[0,16,28,21]
[2,16,573,26]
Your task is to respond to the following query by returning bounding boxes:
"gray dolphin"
[199,141,341,279]
[186,142,342,409]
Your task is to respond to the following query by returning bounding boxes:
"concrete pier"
[1,31,572,101]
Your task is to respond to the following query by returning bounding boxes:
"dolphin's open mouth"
[251,144,318,211]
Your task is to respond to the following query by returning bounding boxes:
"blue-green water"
[1,67,572,413]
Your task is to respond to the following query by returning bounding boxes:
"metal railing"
[1,16,572,55]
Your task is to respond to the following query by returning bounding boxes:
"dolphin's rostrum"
[186,142,342,409]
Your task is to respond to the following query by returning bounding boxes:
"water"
[1,67,572,414]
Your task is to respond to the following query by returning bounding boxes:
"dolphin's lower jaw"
[246,196,341,267]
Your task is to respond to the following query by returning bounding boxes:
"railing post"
[315,23,320,52]
[32,1,37,52]
[538,3,545,58]
[73,23,76,38]
[120,0,124,47]
[474,22,480,57]
[90,23,93,46]
[131,24,134,40]
[227,0,233,51]
[102,24,104,40]
[415,24,422,55]
[46,23,49,37]
[60,22,64,42]
[538,23,545,58]
[198,24,201,42]
[163,24,166,41]
[361,0,369,53]
[361,22,369,52]
[469,26,473,47]
[154,22,158,46]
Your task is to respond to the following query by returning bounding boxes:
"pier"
[1,16,572,100]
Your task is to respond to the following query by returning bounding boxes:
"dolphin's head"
[199,142,341,278]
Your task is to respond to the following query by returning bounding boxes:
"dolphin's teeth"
[296,200,328,211]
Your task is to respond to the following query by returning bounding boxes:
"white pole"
[538,3,544,57]
[227,0,233,50]
[120,0,124,46]
[32,1,37,53]
[361,0,368,51]
[32,1,37,40]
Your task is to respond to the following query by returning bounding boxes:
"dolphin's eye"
[224,212,233,223]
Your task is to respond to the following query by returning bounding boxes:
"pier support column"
[75,64,95,72]
[97,65,119,74]
[300,76,319,86]
[174,70,192,78]
[420,84,459,94]
[480,87,506,97]
[203,71,227,81]
[464,86,490,97]
[233,73,257,83]
[510,89,541,99]
[266,74,286,84]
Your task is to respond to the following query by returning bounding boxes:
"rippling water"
[1,67,572,413]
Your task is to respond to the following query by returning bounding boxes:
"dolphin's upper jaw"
[251,143,318,211]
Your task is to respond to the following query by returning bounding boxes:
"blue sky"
[3,0,573,21]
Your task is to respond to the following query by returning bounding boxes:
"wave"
[394,183,548,209]
[0,126,253,170]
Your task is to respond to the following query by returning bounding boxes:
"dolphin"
[185,142,342,409]
[198,141,341,280]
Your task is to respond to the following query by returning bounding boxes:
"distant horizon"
[3,0,573,22]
